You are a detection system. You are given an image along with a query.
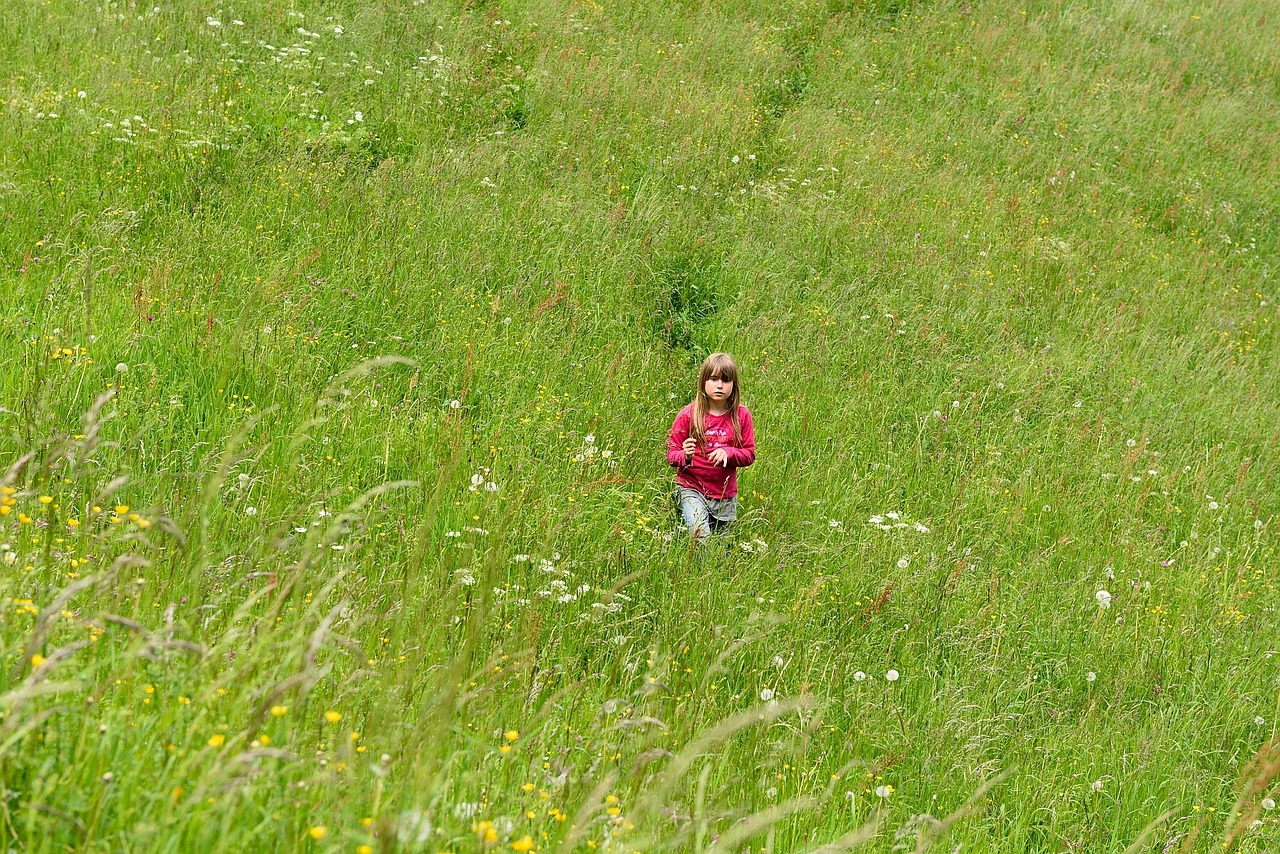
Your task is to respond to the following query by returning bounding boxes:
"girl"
[666,352,756,539]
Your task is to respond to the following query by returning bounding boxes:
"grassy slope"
[1,0,1278,850]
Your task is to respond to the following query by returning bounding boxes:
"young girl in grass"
[666,352,756,539]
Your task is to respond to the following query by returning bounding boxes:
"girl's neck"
[706,401,730,417]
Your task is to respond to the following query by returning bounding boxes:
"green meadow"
[2,0,1278,849]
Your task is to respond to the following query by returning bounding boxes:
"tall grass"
[1,0,1278,849]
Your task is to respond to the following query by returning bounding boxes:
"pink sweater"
[667,404,756,499]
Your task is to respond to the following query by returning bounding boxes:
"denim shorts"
[677,487,738,538]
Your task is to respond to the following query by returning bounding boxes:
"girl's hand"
[681,437,697,459]
[708,448,730,467]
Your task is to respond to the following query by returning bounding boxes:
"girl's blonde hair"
[692,352,742,443]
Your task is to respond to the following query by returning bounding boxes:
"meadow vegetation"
[1,0,1279,850]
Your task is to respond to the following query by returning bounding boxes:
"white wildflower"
[885,669,900,682]
[1095,590,1112,609]
[396,810,433,844]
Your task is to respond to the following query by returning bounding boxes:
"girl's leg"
[679,490,712,539]
[708,497,737,535]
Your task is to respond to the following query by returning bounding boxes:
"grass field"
[2,0,1279,850]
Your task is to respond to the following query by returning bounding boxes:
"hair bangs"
[701,353,738,384]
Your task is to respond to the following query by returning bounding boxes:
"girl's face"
[703,374,733,406]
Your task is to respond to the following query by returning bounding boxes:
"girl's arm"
[667,409,693,468]
[730,408,756,467]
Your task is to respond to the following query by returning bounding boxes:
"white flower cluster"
[867,511,930,534]
[487,552,632,616]
[468,467,499,493]
[533,555,588,603]
[573,433,616,467]
[851,669,900,682]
